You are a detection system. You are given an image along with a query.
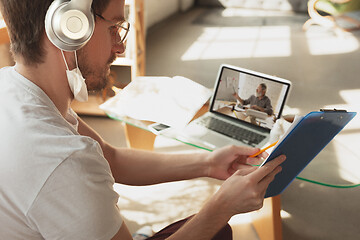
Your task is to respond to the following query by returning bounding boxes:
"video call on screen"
[212,68,289,130]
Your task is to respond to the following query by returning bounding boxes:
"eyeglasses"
[95,13,130,45]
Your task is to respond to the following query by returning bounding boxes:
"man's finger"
[249,155,286,181]
[246,151,269,166]
[258,165,282,190]
[234,165,258,176]
[246,156,264,166]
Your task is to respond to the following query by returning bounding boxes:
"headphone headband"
[45,0,94,51]
[70,0,92,11]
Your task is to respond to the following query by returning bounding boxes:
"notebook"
[178,64,291,150]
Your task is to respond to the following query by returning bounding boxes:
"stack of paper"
[100,76,212,128]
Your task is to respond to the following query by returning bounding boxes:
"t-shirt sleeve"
[26,139,122,240]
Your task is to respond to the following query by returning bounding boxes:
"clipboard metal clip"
[320,108,348,112]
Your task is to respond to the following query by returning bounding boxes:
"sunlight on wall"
[323,89,360,184]
[306,28,359,55]
[181,26,291,61]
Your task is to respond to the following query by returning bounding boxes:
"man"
[233,83,273,116]
[0,0,285,239]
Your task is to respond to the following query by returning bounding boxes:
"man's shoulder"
[10,117,103,166]
[248,95,256,101]
[263,95,271,102]
[0,102,106,211]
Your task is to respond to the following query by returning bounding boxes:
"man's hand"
[251,105,264,112]
[166,148,285,240]
[205,145,267,180]
[212,154,285,216]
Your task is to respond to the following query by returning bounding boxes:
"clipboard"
[262,109,357,198]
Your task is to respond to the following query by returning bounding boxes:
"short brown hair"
[259,83,267,91]
[0,0,111,65]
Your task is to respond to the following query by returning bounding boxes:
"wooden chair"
[0,19,10,44]
[0,19,14,68]
[303,0,360,32]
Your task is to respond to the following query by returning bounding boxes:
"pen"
[233,110,239,119]
[249,140,279,158]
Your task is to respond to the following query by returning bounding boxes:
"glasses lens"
[117,22,130,44]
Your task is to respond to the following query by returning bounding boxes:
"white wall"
[145,0,194,30]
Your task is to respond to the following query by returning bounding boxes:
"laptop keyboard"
[197,116,266,146]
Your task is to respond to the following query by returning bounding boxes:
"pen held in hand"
[249,140,279,158]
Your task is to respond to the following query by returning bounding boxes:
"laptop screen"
[210,65,291,131]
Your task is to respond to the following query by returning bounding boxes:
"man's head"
[256,83,267,98]
[0,0,126,91]
[0,0,111,65]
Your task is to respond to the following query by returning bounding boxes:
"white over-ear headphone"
[45,0,94,51]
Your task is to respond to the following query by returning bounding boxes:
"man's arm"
[232,93,244,105]
[250,96,273,115]
[264,97,274,115]
[243,95,254,106]
[252,97,273,115]
[77,117,209,185]
[250,105,265,112]
[77,116,268,186]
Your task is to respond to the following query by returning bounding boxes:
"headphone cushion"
[45,0,94,51]
[60,9,90,40]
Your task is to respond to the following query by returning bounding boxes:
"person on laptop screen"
[211,66,290,134]
[233,83,273,116]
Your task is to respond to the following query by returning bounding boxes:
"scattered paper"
[100,76,212,128]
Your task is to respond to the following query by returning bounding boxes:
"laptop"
[178,64,291,149]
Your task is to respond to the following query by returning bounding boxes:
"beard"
[77,49,117,92]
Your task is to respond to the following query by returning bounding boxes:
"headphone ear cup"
[45,0,94,51]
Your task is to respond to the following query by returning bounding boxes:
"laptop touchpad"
[200,132,232,147]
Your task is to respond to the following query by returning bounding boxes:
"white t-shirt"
[0,66,123,239]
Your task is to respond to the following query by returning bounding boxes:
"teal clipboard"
[263,110,357,198]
